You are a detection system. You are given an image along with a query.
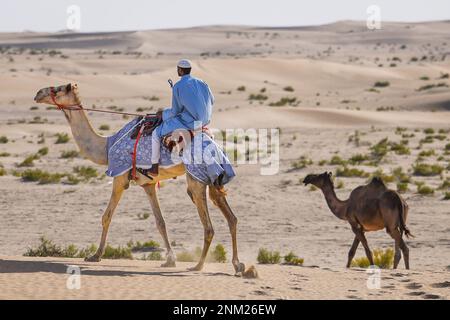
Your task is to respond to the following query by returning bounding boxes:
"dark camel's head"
[303,172,333,189]
[34,83,81,106]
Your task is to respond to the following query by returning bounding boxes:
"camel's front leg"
[85,174,128,262]
[346,236,360,268]
[209,186,245,275]
[186,174,213,271]
[141,183,176,267]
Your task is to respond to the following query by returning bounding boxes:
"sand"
[0,20,449,299]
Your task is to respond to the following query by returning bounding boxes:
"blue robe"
[154,74,214,138]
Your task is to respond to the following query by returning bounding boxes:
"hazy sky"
[1,0,449,32]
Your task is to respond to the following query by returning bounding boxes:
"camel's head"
[303,172,333,189]
[34,83,81,107]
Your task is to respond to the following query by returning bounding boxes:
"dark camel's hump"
[347,177,388,213]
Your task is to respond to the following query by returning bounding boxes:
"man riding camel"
[148,59,215,176]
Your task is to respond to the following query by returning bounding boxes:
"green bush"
[291,156,312,170]
[397,182,408,193]
[283,86,295,92]
[0,167,6,176]
[129,240,160,252]
[257,248,281,264]
[21,169,45,182]
[37,147,48,156]
[0,152,10,157]
[413,163,444,176]
[336,166,369,178]
[0,136,8,144]
[60,150,79,159]
[423,128,435,135]
[283,251,304,266]
[237,86,246,91]
[102,244,133,259]
[99,124,110,131]
[374,81,390,88]
[351,248,394,269]
[417,184,434,195]
[18,154,39,167]
[38,172,63,184]
[268,97,297,107]
[211,244,227,263]
[248,93,268,101]
[176,250,196,262]
[444,192,450,200]
[141,252,163,261]
[329,155,347,166]
[348,154,369,165]
[73,166,98,180]
[55,133,70,144]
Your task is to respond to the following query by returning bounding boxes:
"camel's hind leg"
[389,228,409,269]
[141,183,176,267]
[209,185,245,275]
[85,174,129,262]
[186,174,213,271]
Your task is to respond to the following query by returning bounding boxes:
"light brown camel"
[34,83,246,275]
[303,172,412,269]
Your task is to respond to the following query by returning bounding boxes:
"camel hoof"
[161,260,176,268]
[84,255,101,262]
[188,264,204,272]
[234,262,246,275]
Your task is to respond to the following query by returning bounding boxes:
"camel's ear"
[328,171,332,177]
[66,83,72,92]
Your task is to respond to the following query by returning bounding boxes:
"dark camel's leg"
[186,174,213,271]
[209,186,245,274]
[346,236,360,268]
[141,183,176,267]
[352,226,374,266]
[85,174,128,262]
[389,229,409,269]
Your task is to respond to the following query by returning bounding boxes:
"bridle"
[49,86,151,117]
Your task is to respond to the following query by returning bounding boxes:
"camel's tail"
[395,193,413,238]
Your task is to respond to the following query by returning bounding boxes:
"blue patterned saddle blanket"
[105,118,236,185]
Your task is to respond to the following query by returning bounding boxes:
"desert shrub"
[102,244,133,259]
[397,182,409,193]
[129,240,160,252]
[211,244,227,263]
[0,167,5,176]
[283,86,294,92]
[21,169,44,182]
[390,142,410,155]
[0,152,10,157]
[55,133,69,144]
[63,174,80,185]
[60,150,79,159]
[99,124,110,131]
[24,236,64,257]
[336,166,369,178]
[392,167,411,183]
[420,76,430,81]
[18,154,39,167]
[336,180,345,189]
[445,143,450,151]
[413,163,444,176]
[137,213,150,220]
[283,251,304,266]
[237,86,246,91]
[416,82,448,91]
[73,166,98,180]
[248,93,268,101]
[439,72,449,79]
[36,147,48,156]
[438,179,450,190]
[370,169,395,183]
[0,136,8,144]
[374,81,390,88]
[291,156,312,170]
[423,128,435,135]
[371,138,389,159]
[269,97,297,107]
[329,155,347,166]
[443,192,450,200]
[176,250,196,262]
[418,149,435,157]
[348,154,369,165]
[351,248,394,269]
[38,172,64,184]
[257,248,281,264]
[141,252,163,261]
[417,184,434,195]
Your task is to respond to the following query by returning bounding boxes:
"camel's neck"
[320,183,348,221]
[63,109,108,165]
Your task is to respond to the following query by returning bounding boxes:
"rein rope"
[49,87,154,117]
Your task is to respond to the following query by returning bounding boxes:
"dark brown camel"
[303,172,412,269]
